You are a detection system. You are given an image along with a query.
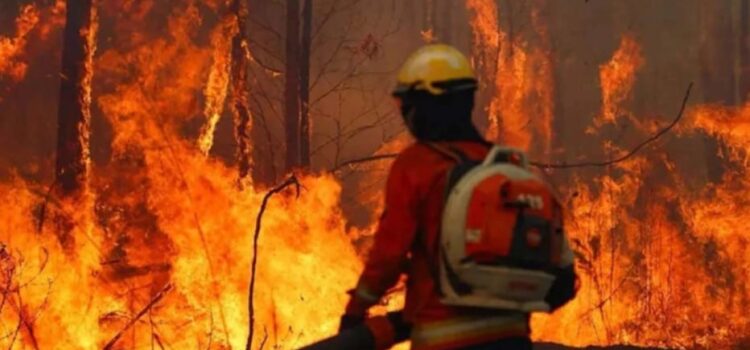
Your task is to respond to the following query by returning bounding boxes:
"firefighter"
[338,44,578,350]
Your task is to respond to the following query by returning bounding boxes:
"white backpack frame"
[438,145,560,312]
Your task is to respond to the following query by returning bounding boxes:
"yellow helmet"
[393,44,477,96]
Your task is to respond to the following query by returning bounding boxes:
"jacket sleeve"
[345,155,420,316]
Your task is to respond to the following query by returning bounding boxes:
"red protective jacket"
[346,141,531,350]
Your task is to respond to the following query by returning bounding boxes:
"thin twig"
[332,154,399,172]
[332,83,693,172]
[0,247,14,317]
[5,278,48,350]
[246,176,301,350]
[206,310,214,350]
[258,328,269,350]
[20,307,39,350]
[103,283,173,350]
[13,248,49,291]
[8,290,23,350]
[153,333,166,350]
[531,82,693,169]
[149,310,156,350]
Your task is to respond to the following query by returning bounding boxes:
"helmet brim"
[392,78,478,97]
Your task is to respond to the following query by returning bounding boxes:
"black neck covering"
[400,89,486,143]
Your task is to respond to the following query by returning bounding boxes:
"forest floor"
[535,344,667,350]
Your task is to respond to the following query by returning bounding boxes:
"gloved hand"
[338,314,365,333]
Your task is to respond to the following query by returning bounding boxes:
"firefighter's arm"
[545,232,579,312]
[345,156,419,317]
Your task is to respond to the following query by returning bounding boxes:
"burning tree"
[55,0,95,196]
[52,0,96,250]
[230,0,253,183]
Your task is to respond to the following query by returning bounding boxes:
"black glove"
[386,311,412,342]
[338,314,365,333]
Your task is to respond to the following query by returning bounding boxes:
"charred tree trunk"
[230,0,252,183]
[55,0,96,197]
[299,0,312,168]
[740,0,750,101]
[699,0,736,183]
[53,0,96,250]
[284,0,301,172]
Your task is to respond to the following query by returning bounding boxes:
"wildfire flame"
[197,14,237,156]
[2,1,750,349]
[532,44,749,350]
[595,34,645,128]
[1,2,361,349]
[0,5,39,83]
[466,0,554,154]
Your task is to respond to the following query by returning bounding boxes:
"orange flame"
[0,5,40,82]
[465,0,502,141]
[689,102,750,161]
[532,36,750,349]
[466,1,554,154]
[0,2,366,348]
[595,34,644,127]
[198,14,238,156]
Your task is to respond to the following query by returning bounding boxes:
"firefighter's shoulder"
[386,142,455,187]
[392,142,448,168]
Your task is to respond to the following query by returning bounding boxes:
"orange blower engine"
[299,311,411,350]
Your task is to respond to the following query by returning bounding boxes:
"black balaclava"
[398,88,485,143]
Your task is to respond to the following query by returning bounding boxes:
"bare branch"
[259,328,269,350]
[532,82,693,169]
[246,176,301,350]
[332,83,693,172]
[248,16,282,42]
[7,290,23,350]
[246,44,282,76]
[333,154,398,172]
[247,36,284,67]
[103,283,173,350]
